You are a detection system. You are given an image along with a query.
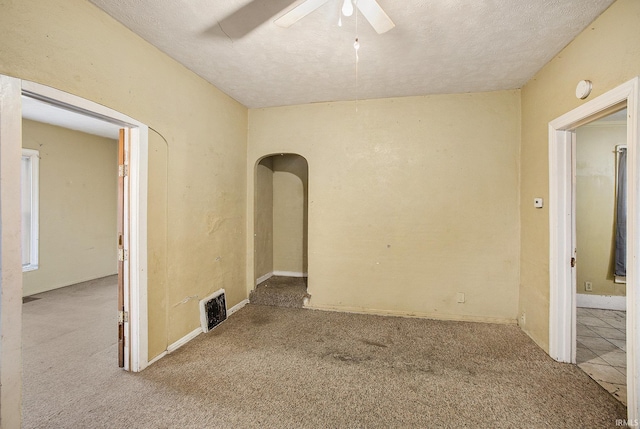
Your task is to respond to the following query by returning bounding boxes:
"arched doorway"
[252,153,309,308]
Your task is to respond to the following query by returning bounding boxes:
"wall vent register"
[199,289,227,333]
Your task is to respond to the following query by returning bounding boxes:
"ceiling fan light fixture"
[342,0,354,17]
[275,0,394,35]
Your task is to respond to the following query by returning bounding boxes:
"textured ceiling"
[88,0,615,108]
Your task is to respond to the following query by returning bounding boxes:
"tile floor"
[577,307,627,406]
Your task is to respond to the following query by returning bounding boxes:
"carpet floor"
[23,279,626,428]
[249,275,309,308]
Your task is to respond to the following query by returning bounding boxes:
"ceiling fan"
[275,0,395,34]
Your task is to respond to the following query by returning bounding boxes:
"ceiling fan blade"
[356,0,395,34]
[274,0,330,28]
[214,0,298,39]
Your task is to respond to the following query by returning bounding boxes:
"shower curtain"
[615,147,627,277]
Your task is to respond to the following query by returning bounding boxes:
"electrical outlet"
[520,313,526,326]
[585,281,593,292]
[456,292,465,303]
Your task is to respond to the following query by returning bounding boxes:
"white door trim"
[13,79,149,372]
[0,74,25,429]
[549,77,640,422]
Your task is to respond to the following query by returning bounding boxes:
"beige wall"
[22,120,118,296]
[576,122,627,297]
[248,90,521,322]
[0,0,248,362]
[519,0,640,350]
[255,157,274,280]
[273,155,308,274]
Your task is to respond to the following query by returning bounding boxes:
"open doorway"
[20,96,127,424]
[548,77,640,422]
[0,75,150,426]
[574,110,627,405]
[251,153,309,308]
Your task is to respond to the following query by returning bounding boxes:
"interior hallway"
[22,278,626,428]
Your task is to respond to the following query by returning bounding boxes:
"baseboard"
[273,271,308,278]
[24,273,119,297]
[228,299,249,315]
[306,303,517,325]
[167,327,202,353]
[147,351,167,366]
[256,272,274,285]
[577,294,626,311]
[154,298,249,365]
[256,271,307,284]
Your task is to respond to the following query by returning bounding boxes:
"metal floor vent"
[199,289,227,333]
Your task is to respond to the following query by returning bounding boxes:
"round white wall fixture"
[576,80,592,99]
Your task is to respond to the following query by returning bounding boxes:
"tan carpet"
[249,275,309,308]
[23,279,626,428]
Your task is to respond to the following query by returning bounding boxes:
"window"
[22,149,39,272]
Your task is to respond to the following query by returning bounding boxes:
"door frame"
[549,77,640,421]
[0,78,149,373]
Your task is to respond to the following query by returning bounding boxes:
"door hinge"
[118,248,128,262]
[571,257,576,268]
[118,164,128,177]
[119,310,129,324]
